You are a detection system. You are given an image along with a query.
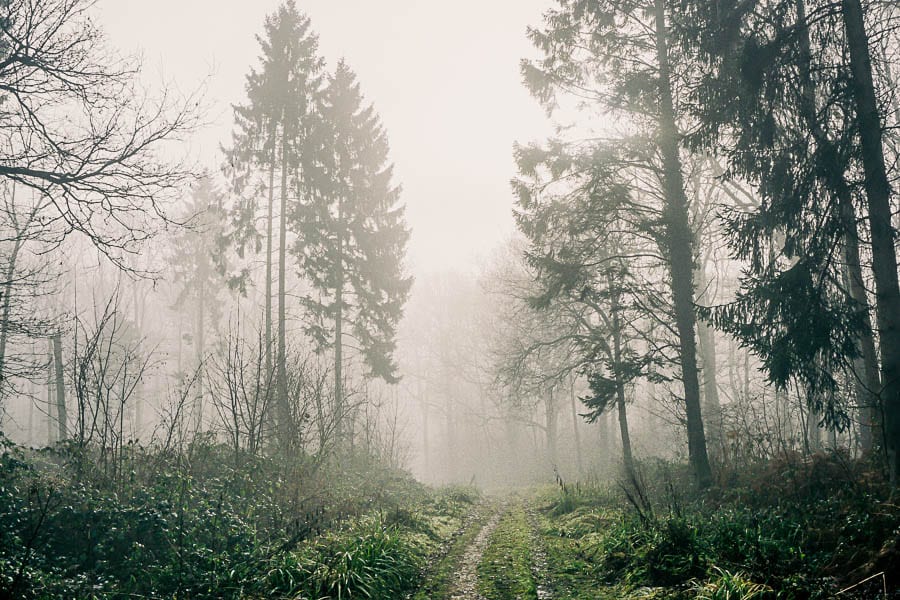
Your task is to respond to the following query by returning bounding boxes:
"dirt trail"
[448,503,506,600]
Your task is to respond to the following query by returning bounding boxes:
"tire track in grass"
[450,503,506,599]
[410,499,506,600]
[476,499,539,600]
[525,500,553,600]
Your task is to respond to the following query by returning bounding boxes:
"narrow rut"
[449,504,506,600]
[525,502,552,600]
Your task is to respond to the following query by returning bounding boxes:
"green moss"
[477,504,537,600]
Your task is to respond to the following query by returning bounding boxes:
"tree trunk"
[695,265,722,456]
[52,333,66,440]
[277,126,290,450]
[610,272,636,478]
[842,0,900,484]
[265,133,276,437]
[334,190,344,444]
[0,238,22,385]
[195,277,204,433]
[616,380,635,478]
[795,0,880,455]
[843,240,881,453]
[47,339,55,445]
[545,389,558,467]
[569,377,584,477]
[654,0,713,488]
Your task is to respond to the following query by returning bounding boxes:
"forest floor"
[412,491,634,600]
[410,477,900,600]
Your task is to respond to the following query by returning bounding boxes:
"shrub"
[694,567,773,600]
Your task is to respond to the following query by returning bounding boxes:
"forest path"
[412,493,553,600]
[448,501,507,599]
[410,498,508,600]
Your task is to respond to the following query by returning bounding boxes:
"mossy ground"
[476,501,538,600]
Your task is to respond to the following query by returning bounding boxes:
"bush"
[694,567,773,600]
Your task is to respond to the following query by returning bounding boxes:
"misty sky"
[98,1,554,275]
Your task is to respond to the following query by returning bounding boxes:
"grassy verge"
[533,453,900,600]
[477,502,538,600]
[0,437,479,600]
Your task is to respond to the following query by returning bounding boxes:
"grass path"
[410,499,506,600]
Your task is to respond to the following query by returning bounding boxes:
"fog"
[1,1,899,597]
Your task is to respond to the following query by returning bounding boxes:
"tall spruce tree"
[228,1,324,448]
[679,0,898,471]
[523,0,714,486]
[294,61,412,439]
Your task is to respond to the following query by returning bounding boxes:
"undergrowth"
[538,453,900,600]
[0,434,478,599]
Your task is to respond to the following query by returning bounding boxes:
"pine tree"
[523,0,714,487]
[294,61,412,439]
[170,176,235,430]
[227,1,324,448]
[679,0,897,465]
[513,141,675,479]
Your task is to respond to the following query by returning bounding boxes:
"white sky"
[97,0,555,276]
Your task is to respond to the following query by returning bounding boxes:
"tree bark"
[695,265,722,455]
[654,0,713,488]
[545,388,558,467]
[610,272,636,478]
[194,275,205,433]
[795,0,880,455]
[52,333,66,440]
[265,131,276,435]
[47,339,55,445]
[569,377,584,476]
[277,125,290,450]
[0,237,22,385]
[842,0,900,484]
[334,189,344,444]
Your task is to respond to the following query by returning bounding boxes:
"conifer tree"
[523,0,714,486]
[171,177,235,429]
[294,61,412,438]
[679,0,900,474]
[228,1,324,447]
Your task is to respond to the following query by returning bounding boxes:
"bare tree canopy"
[0,0,201,265]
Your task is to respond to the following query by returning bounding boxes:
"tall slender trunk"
[609,272,635,477]
[47,339,55,445]
[842,0,900,484]
[277,124,290,449]
[132,286,144,441]
[195,277,204,433]
[569,377,584,476]
[421,391,430,476]
[695,265,722,455]
[545,389,558,467]
[334,191,344,443]
[0,238,22,386]
[654,0,713,488]
[52,333,66,440]
[265,133,276,431]
[795,0,880,454]
[843,238,881,453]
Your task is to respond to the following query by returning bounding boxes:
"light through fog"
[99,0,554,274]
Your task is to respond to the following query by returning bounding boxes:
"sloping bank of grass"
[260,488,480,600]
[0,436,479,599]
[534,454,900,600]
